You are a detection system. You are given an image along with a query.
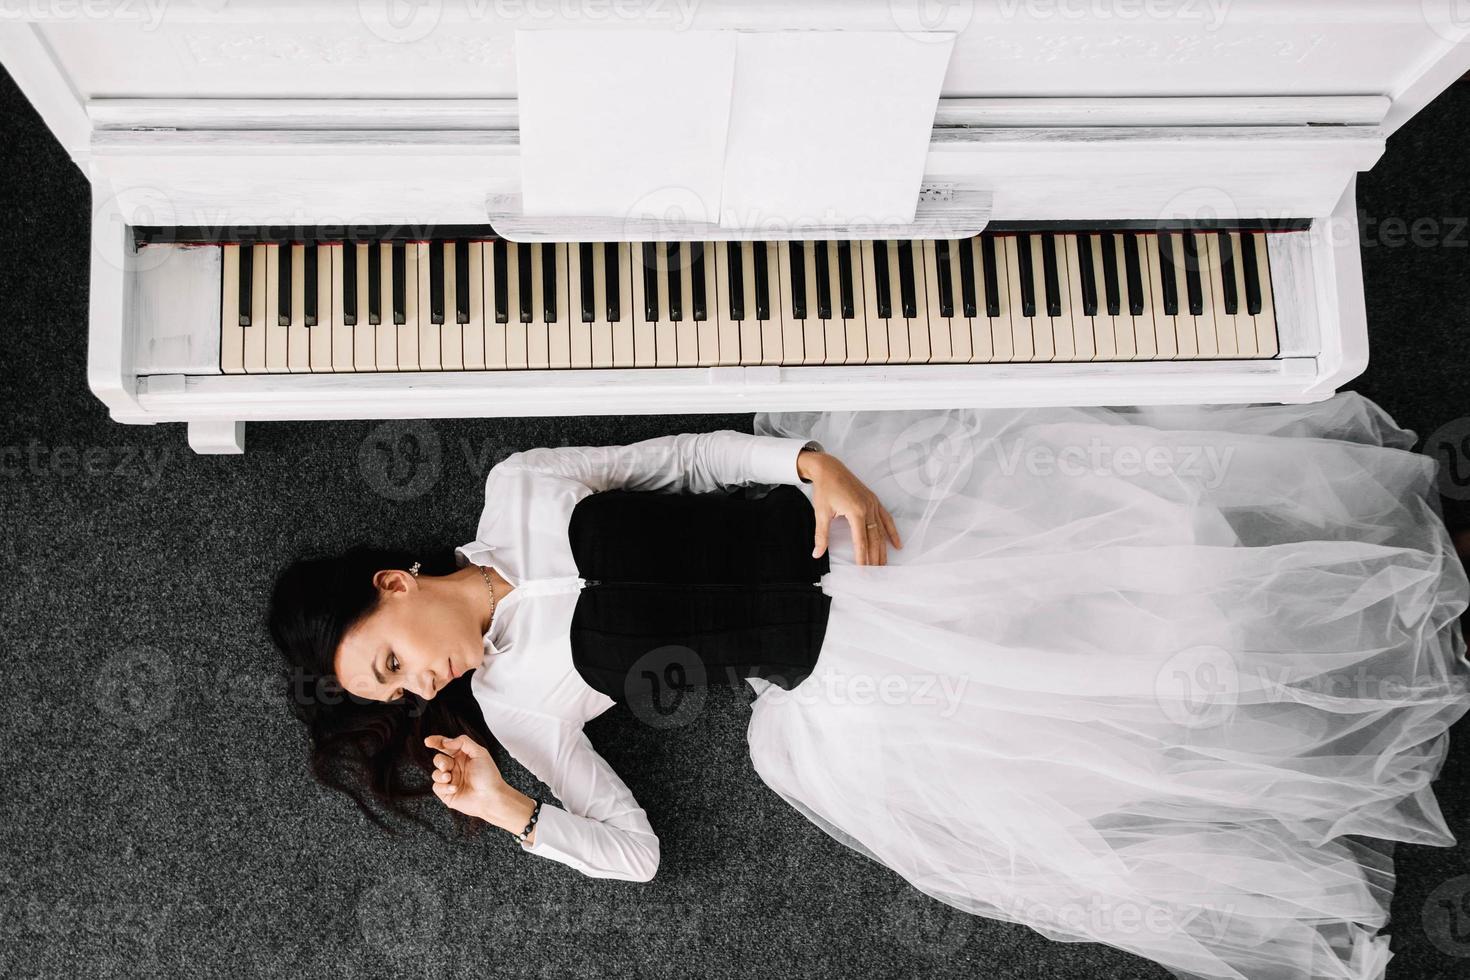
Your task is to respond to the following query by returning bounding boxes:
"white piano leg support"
[188,421,246,454]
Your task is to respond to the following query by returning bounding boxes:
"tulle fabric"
[748,393,1470,980]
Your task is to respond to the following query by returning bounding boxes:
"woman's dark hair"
[268,544,500,837]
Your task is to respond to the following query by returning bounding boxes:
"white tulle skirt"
[748,394,1470,980]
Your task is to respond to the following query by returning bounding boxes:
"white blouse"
[454,430,822,882]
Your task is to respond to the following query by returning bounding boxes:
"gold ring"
[865,522,878,528]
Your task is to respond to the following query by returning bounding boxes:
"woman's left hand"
[798,449,903,566]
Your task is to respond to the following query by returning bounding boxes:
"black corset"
[567,484,831,708]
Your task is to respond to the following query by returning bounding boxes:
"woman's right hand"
[424,734,505,819]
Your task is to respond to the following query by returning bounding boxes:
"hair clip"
[409,561,422,578]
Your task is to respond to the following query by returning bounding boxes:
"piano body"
[3,1,1469,453]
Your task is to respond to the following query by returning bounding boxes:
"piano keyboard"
[214,230,1279,374]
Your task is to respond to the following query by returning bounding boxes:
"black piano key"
[455,240,470,324]
[1100,234,1121,316]
[428,240,446,325]
[304,243,319,327]
[517,244,533,323]
[1016,234,1037,318]
[1122,234,1145,316]
[391,243,406,325]
[813,241,831,319]
[277,244,293,326]
[837,241,855,319]
[236,245,254,327]
[1076,233,1098,317]
[957,237,977,318]
[789,242,806,320]
[753,243,770,320]
[1240,233,1263,315]
[896,240,917,318]
[641,242,659,322]
[604,242,621,322]
[935,239,954,318]
[492,240,509,323]
[342,243,357,326]
[728,243,745,320]
[366,244,382,325]
[1040,233,1061,318]
[1217,232,1238,315]
[980,235,1000,318]
[1157,233,1179,316]
[666,242,682,322]
[579,242,595,322]
[1181,233,1203,316]
[691,242,707,321]
[541,243,557,323]
[873,241,891,319]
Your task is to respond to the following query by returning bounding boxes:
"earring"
[409,561,422,578]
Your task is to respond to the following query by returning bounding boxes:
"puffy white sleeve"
[481,700,660,882]
[496,429,824,495]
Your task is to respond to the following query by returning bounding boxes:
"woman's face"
[332,569,486,703]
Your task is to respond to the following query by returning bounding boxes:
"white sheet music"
[514,30,953,229]
[720,32,954,230]
[515,30,736,223]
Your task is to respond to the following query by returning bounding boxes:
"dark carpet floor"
[2,68,1468,980]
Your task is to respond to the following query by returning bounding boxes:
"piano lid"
[5,0,1469,120]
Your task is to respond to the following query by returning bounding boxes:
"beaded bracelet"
[515,799,542,843]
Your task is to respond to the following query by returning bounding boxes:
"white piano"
[4,1,1469,453]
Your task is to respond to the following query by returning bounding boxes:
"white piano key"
[694,242,722,366]
[465,241,487,370]
[1027,235,1055,362]
[482,241,506,370]
[220,245,245,374]
[588,243,614,368]
[376,243,399,371]
[902,241,930,363]
[610,243,635,368]
[1085,235,1115,360]
[441,242,464,371]
[398,242,421,371]
[922,240,960,363]
[1143,235,1174,359]
[628,243,656,368]
[1200,233,1231,357]
[525,243,548,370]
[970,237,1004,362]
[1064,235,1096,361]
[1176,235,1211,359]
[505,242,528,369]
[825,241,858,365]
[958,238,993,363]
[1252,233,1279,357]
[883,240,911,363]
[1001,237,1030,361]
[712,242,740,365]
[1107,234,1137,359]
[310,245,334,371]
[858,241,887,364]
[354,242,375,370]
[1226,232,1256,357]
[1048,235,1075,361]
[244,243,268,373]
[264,243,289,372]
[776,242,804,365]
[546,242,571,370]
[567,241,592,369]
[759,241,784,366]
[288,244,310,372]
[800,239,824,365]
[416,242,439,369]
[653,242,676,367]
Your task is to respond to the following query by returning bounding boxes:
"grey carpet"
[2,68,1468,980]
